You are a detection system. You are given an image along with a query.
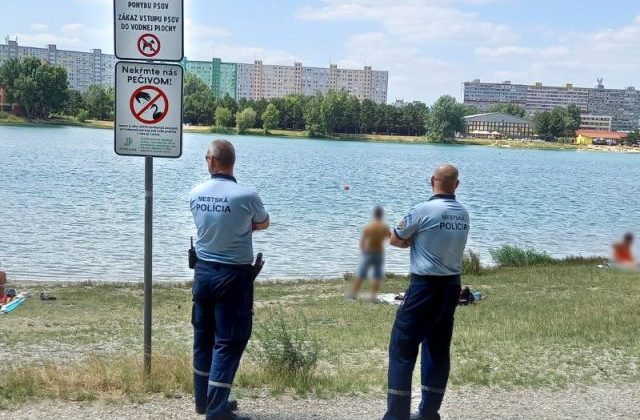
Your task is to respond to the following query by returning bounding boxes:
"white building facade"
[463,79,640,131]
[236,60,388,104]
[1,40,389,103]
[0,40,116,92]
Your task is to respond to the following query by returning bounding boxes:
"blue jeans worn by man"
[384,276,461,420]
[192,260,253,419]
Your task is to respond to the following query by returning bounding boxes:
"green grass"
[490,245,555,266]
[1,263,639,405]
[462,249,483,275]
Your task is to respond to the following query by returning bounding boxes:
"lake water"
[1,125,639,282]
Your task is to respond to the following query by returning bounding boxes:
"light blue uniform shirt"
[190,174,269,265]
[394,194,470,276]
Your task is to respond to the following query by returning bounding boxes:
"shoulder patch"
[397,214,411,229]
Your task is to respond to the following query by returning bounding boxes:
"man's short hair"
[208,139,236,168]
[624,232,634,243]
[374,206,384,219]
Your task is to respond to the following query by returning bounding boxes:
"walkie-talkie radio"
[188,237,198,269]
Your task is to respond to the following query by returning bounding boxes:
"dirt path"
[10,383,639,419]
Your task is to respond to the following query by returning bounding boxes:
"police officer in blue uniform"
[384,164,469,420]
[190,139,270,420]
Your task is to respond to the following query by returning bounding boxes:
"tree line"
[0,57,115,121]
[2,57,638,145]
[182,73,430,137]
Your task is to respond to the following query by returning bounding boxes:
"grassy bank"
[1,262,639,406]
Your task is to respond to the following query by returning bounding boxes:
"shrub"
[77,109,89,123]
[236,107,257,134]
[490,245,554,267]
[252,312,319,377]
[462,249,483,275]
[214,106,233,127]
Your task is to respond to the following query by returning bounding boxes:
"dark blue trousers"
[192,260,254,420]
[383,275,461,420]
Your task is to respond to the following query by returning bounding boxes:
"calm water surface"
[1,125,639,281]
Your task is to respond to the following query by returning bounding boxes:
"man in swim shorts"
[347,206,390,301]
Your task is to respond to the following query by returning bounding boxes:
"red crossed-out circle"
[130,85,169,125]
[137,33,161,57]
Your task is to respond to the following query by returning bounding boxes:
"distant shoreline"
[2,115,639,153]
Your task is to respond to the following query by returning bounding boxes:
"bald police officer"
[190,139,269,420]
[383,164,469,420]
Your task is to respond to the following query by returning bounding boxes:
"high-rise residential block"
[0,40,116,92]
[463,79,640,131]
[0,40,389,104]
[184,58,388,103]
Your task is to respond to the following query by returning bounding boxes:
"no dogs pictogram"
[137,33,161,57]
[130,86,169,124]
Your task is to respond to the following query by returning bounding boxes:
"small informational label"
[114,0,183,61]
[115,61,183,158]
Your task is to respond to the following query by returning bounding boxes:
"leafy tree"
[321,90,350,134]
[461,104,479,116]
[261,103,280,134]
[183,73,215,125]
[214,106,233,127]
[64,89,85,116]
[548,108,569,138]
[0,57,68,119]
[83,84,114,120]
[624,130,639,146]
[360,99,376,134]
[344,95,361,134]
[304,94,326,137]
[400,102,429,136]
[252,98,269,128]
[533,111,551,138]
[487,103,526,118]
[279,95,305,130]
[565,104,582,135]
[426,95,465,141]
[77,109,89,122]
[534,105,582,139]
[218,94,238,115]
[236,107,256,134]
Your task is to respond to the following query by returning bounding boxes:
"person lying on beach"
[459,286,487,305]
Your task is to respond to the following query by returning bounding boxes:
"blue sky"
[2,0,640,102]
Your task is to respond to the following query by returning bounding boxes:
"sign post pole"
[143,156,153,374]
[114,0,184,376]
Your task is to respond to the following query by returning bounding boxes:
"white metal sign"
[115,61,183,158]
[114,0,184,61]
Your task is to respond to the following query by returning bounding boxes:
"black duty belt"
[196,260,252,270]
[410,273,461,284]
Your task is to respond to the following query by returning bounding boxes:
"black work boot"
[196,399,239,415]
[410,412,440,420]
[207,412,251,420]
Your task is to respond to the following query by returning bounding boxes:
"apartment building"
[182,57,238,99]
[580,114,612,131]
[463,79,640,131]
[186,59,389,103]
[0,40,116,92]
[0,40,390,104]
